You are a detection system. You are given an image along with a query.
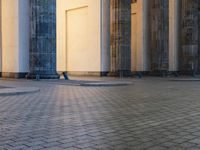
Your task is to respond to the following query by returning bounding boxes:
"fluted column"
[136,0,150,72]
[150,0,169,72]
[168,0,181,71]
[29,0,59,79]
[0,0,2,76]
[110,0,131,76]
[1,0,29,78]
[101,0,110,76]
[180,0,199,74]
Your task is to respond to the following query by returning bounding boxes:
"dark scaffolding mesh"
[29,0,59,79]
[150,0,169,72]
[110,0,131,76]
[180,0,199,74]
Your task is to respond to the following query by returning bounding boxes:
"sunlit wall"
[56,0,110,75]
[1,0,29,77]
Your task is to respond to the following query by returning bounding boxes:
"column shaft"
[110,0,131,76]
[1,0,29,78]
[0,0,2,76]
[150,0,169,72]
[180,0,199,74]
[136,0,150,72]
[168,0,181,71]
[101,0,110,76]
[29,0,59,79]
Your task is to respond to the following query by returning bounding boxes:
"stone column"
[168,0,181,72]
[110,0,131,76]
[0,0,2,76]
[150,0,169,72]
[1,0,29,78]
[180,0,199,74]
[28,0,59,79]
[101,0,110,76]
[136,0,150,72]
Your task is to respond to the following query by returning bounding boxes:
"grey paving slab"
[79,81,133,87]
[0,87,40,96]
[170,78,200,81]
[1,77,200,149]
[39,79,133,87]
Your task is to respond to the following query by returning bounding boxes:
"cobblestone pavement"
[1,77,200,150]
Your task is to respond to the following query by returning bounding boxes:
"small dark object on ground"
[174,72,179,77]
[63,72,69,80]
[136,72,142,79]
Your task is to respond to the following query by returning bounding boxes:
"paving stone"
[1,77,200,149]
[190,138,200,144]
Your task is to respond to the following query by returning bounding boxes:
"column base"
[27,73,60,79]
[108,70,133,77]
[57,71,109,77]
[169,71,179,77]
[148,70,179,77]
[131,71,150,78]
[1,72,27,78]
[179,70,200,77]
[100,72,109,77]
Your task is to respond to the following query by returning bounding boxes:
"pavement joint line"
[0,87,40,96]
[169,78,200,81]
[137,112,200,127]
[37,80,134,87]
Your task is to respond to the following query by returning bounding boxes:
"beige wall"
[57,0,110,75]
[66,6,89,72]
[1,0,29,74]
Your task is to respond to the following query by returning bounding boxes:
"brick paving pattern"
[1,78,200,149]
